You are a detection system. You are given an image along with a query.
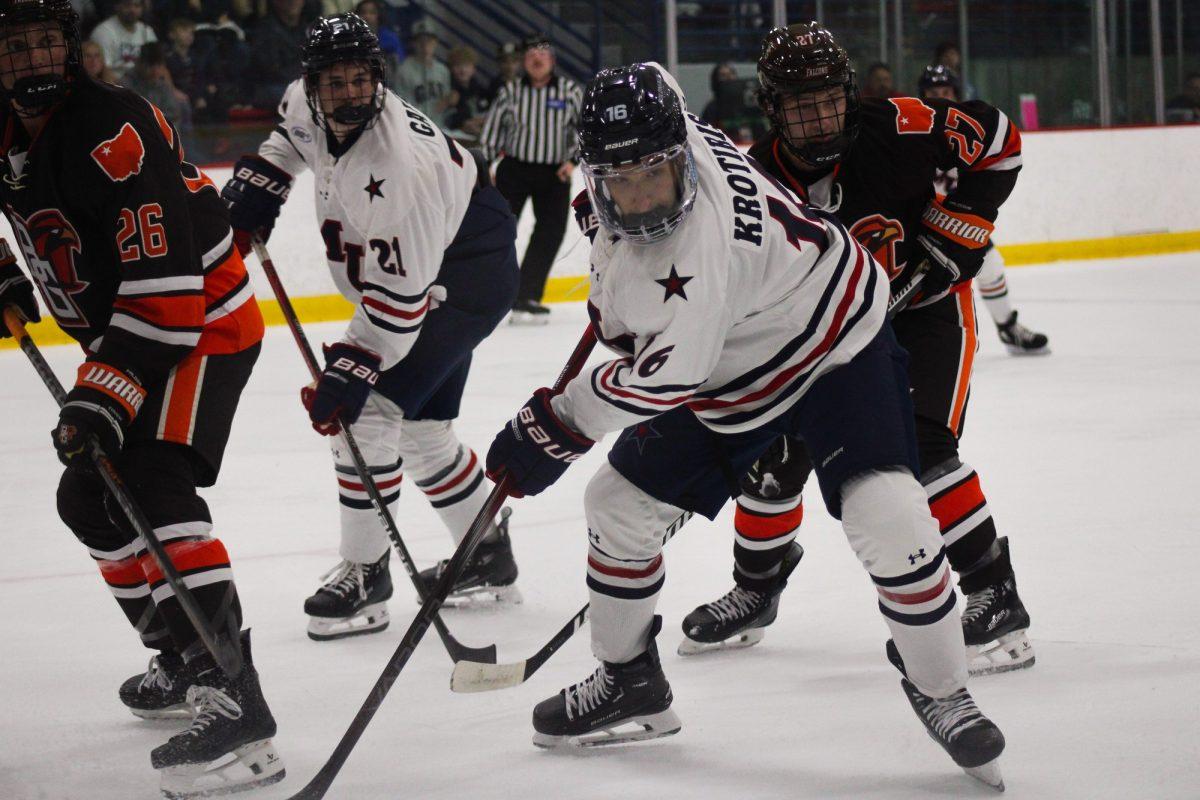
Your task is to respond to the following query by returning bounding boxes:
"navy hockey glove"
[221,155,292,257]
[0,243,40,336]
[486,388,594,498]
[52,361,146,470]
[301,342,381,436]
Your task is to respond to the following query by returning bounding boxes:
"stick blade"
[450,659,528,693]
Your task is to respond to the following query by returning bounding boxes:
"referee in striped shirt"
[480,33,584,322]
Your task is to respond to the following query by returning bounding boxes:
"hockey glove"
[221,155,292,257]
[486,388,594,498]
[913,199,993,300]
[0,242,40,336]
[52,361,147,470]
[301,342,381,436]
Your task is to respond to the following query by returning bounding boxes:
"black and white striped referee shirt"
[480,72,585,164]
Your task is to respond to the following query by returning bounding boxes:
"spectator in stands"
[70,0,98,36]
[249,0,308,108]
[1165,73,1200,124]
[700,61,737,128]
[445,46,491,140]
[81,39,119,84]
[354,0,403,65]
[90,0,157,80]
[392,17,452,123]
[861,62,898,98]
[156,0,237,25]
[191,22,251,121]
[487,41,521,102]
[933,42,977,100]
[126,42,190,129]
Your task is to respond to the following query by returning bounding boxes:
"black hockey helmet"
[0,0,81,116]
[302,13,386,130]
[917,63,961,101]
[757,22,860,167]
[578,63,697,244]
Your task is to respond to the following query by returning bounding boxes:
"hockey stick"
[285,324,598,800]
[887,260,930,319]
[2,307,245,677]
[451,602,589,693]
[251,239,496,665]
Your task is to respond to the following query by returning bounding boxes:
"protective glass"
[583,144,699,245]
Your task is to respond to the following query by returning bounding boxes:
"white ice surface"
[1,253,1198,800]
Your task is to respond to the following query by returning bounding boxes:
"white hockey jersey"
[259,80,478,369]
[552,112,889,441]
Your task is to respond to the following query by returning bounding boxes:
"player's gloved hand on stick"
[911,232,985,300]
[486,388,594,498]
[52,361,146,470]
[301,342,381,436]
[0,243,40,336]
[220,155,292,257]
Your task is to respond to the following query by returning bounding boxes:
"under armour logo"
[907,548,927,565]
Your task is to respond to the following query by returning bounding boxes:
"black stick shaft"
[287,324,598,800]
[252,240,495,664]
[3,307,244,676]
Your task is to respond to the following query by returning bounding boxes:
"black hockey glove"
[486,388,594,498]
[221,155,292,257]
[912,199,993,300]
[0,241,40,336]
[300,342,381,436]
[52,361,147,470]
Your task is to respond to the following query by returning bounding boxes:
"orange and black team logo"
[10,208,90,327]
[849,214,905,279]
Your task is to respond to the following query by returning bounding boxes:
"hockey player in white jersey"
[221,14,522,639]
[484,63,1007,789]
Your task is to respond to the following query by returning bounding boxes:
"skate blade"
[509,312,550,326]
[968,630,1035,677]
[307,602,390,641]
[436,584,523,609]
[1004,343,1050,356]
[160,738,286,799]
[131,703,194,721]
[677,627,765,656]
[533,709,682,749]
[964,758,1005,792]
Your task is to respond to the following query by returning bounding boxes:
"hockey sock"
[335,459,402,564]
[732,493,803,590]
[976,247,1014,326]
[413,446,495,544]
[96,553,173,650]
[922,460,1006,593]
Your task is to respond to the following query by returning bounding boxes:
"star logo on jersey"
[654,265,692,303]
[621,421,662,455]
[364,174,386,202]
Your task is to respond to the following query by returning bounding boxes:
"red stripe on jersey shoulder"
[147,100,175,150]
[91,123,145,182]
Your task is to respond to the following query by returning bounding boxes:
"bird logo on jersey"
[849,215,905,279]
[10,209,89,327]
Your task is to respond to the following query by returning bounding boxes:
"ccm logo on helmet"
[234,166,291,199]
[517,406,585,462]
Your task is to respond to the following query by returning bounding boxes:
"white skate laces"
[706,586,765,623]
[318,560,368,602]
[182,686,243,737]
[962,586,997,626]
[139,655,175,693]
[564,665,615,720]
[919,689,985,743]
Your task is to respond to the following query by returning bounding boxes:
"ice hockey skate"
[418,508,521,607]
[152,632,285,799]
[304,551,393,641]
[963,541,1034,676]
[678,542,804,655]
[996,310,1049,355]
[120,651,210,720]
[509,300,551,326]
[887,639,1005,790]
[532,618,680,749]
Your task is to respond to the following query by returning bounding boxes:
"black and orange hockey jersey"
[748,95,1021,308]
[0,75,262,381]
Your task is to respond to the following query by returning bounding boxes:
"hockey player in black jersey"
[0,2,282,796]
[681,23,1034,682]
[918,63,1050,355]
